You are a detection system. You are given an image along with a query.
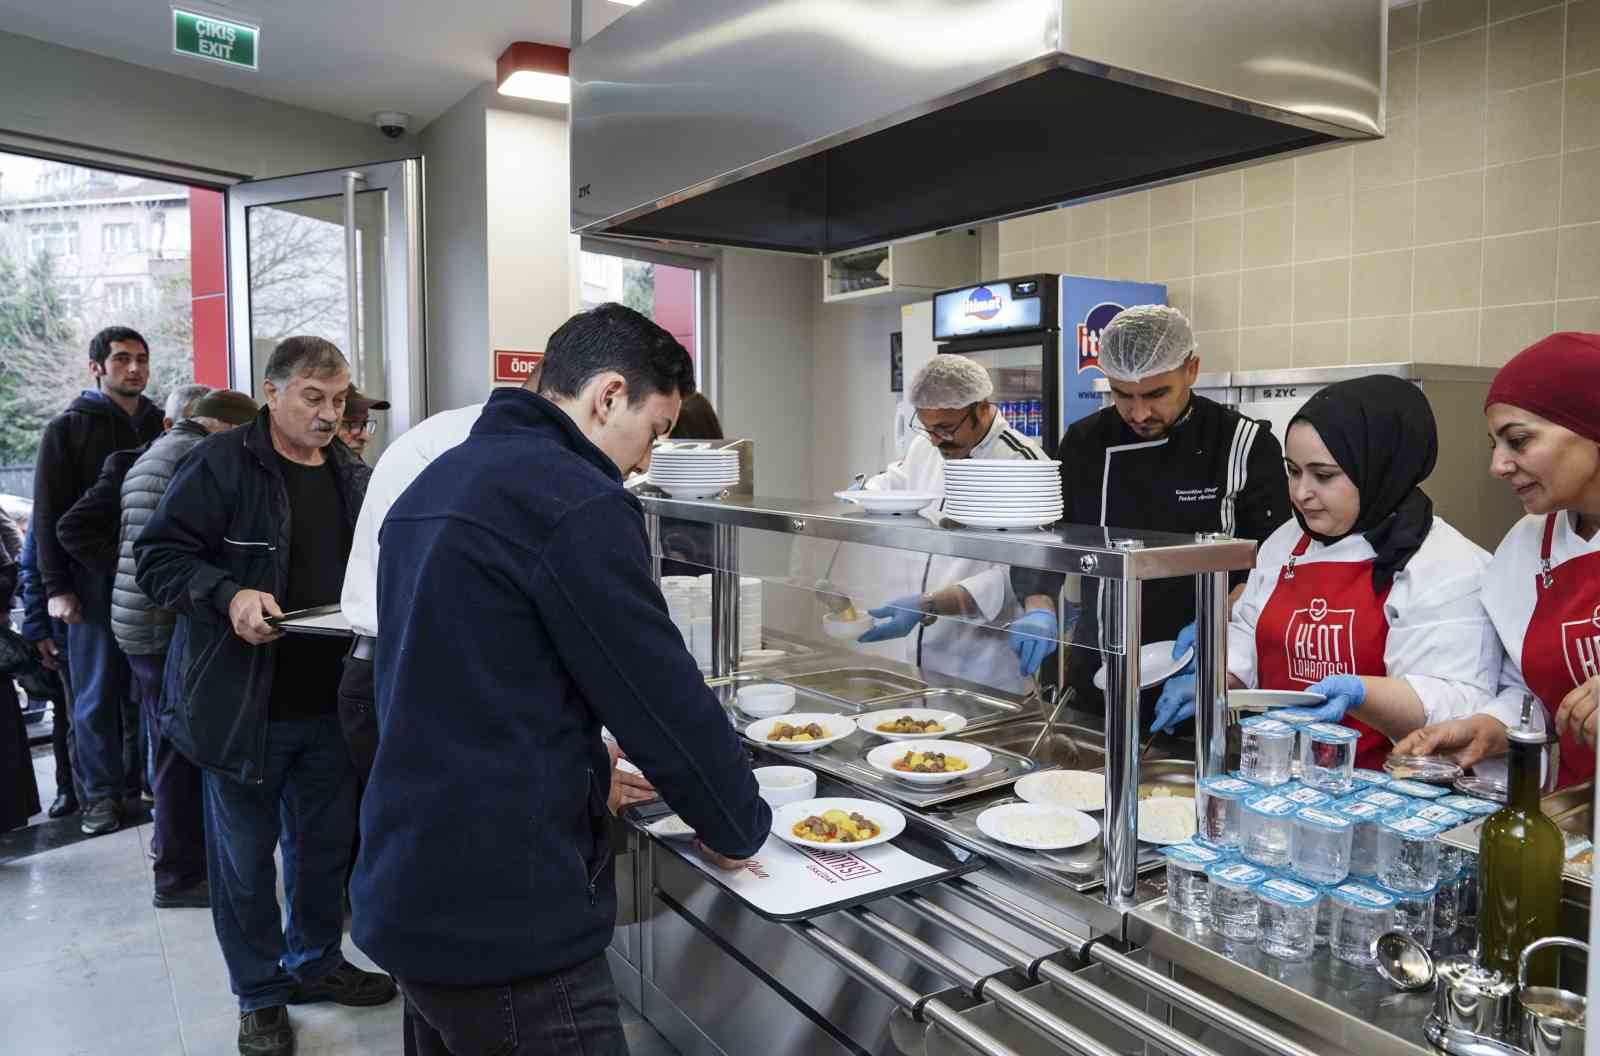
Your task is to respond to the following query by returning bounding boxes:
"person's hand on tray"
[608,749,657,814]
[693,840,753,870]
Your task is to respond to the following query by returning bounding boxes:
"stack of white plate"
[647,447,740,498]
[941,458,1063,530]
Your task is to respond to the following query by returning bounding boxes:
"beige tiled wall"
[997,0,1600,371]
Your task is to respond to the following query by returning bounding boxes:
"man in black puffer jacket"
[136,338,394,1056]
[33,326,164,837]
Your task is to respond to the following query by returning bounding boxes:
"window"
[105,282,141,311]
[27,222,79,258]
[102,223,141,254]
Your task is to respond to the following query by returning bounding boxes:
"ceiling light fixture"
[496,42,571,104]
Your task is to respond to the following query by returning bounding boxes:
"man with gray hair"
[137,338,394,1056]
[853,354,1046,693]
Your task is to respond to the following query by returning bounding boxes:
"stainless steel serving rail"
[643,492,1256,912]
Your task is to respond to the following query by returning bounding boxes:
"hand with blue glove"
[857,595,929,643]
[1150,674,1197,735]
[1282,674,1366,725]
[1170,622,1198,675]
[1008,609,1060,677]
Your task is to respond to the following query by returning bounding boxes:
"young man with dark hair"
[355,303,768,1055]
[136,337,395,1056]
[32,325,164,835]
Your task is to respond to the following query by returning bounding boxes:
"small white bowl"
[822,613,874,640]
[865,739,993,784]
[736,683,796,718]
[754,765,817,807]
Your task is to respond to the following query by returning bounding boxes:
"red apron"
[1519,514,1599,789]
[1256,534,1393,770]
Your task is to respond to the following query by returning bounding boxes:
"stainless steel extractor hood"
[570,0,1385,255]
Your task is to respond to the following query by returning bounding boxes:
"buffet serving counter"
[607,493,1561,1056]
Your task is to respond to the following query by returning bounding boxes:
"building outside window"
[105,281,142,311]
[102,222,141,254]
[27,222,79,258]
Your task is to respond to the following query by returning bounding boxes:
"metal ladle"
[1373,930,1436,992]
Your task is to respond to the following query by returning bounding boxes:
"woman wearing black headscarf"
[1153,375,1502,769]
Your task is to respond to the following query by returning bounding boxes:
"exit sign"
[173,9,259,71]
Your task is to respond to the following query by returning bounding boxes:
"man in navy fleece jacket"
[353,303,771,1055]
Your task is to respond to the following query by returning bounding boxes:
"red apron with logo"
[1255,534,1393,770]
[1519,514,1599,789]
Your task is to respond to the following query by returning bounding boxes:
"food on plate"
[1023,771,1103,810]
[792,809,881,844]
[825,604,861,622]
[876,714,946,735]
[891,750,968,774]
[1139,797,1198,843]
[769,721,830,743]
[994,812,1086,847]
[1138,783,1182,800]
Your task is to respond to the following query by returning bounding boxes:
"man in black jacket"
[32,325,164,836]
[354,304,770,1056]
[136,337,395,1056]
[1010,306,1290,724]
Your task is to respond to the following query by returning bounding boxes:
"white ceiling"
[0,0,631,129]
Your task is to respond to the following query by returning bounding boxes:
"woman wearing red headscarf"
[1396,332,1600,788]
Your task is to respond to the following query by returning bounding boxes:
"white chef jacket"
[864,412,1045,693]
[1481,512,1600,733]
[340,404,484,637]
[1227,517,1507,728]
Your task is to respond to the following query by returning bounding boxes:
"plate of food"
[772,797,906,851]
[855,708,969,741]
[976,802,1100,851]
[745,714,854,753]
[1138,796,1198,844]
[821,605,874,640]
[1014,769,1104,811]
[865,739,993,785]
[1228,689,1327,710]
[644,814,696,840]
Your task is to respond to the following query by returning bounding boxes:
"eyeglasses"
[911,404,979,441]
[341,418,377,436]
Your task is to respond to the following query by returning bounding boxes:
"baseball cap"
[343,385,391,419]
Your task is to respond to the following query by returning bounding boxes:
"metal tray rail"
[779,667,929,704]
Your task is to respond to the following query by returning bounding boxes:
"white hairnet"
[907,355,994,409]
[1098,305,1196,382]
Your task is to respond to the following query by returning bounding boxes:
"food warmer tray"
[779,667,928,704]
[624,797,984,923]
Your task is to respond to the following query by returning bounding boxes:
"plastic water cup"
[1434,867,1462,937]
[1385,883,1437,949]
[1196,776,1254,849]
[1334,798,1386,877]
[1290,806,1354,885]
[1384,778,1447,801]
[1314,884,1336,947]
[1240,792,1298,868]
[1329,883,1398,966]
[1256,877,1321,961]
[1239,716,1296,786]
[1160,842,1226,923]
[1299,722,1358,793]
[1350,768,1390,790]
[1376,814,1444,893]
[1207,862,1268,944]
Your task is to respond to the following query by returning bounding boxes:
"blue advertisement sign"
[932,279,1045,340]
[1058,276,1167,429]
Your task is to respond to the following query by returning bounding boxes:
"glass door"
[225,159,425,460]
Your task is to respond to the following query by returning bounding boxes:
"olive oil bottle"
[1477,698,1564,985]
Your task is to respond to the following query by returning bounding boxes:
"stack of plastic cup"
[1256,877,1321,961]
[1329,882,1397,965]
[1160,842,1226,923]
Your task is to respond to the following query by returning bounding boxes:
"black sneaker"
[153,880,210,909]
[48,793,79,819]
[238,1005,294,1056]
[80,798,120,836]
[289,961,397,1007]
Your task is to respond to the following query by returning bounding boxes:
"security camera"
[374,111,411,139]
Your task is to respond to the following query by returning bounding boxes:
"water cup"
[1207,861,1268,944]
[1334,798,1386,877]
[1376,813,1444,893]
[1197,776,1254,849]
[1300,723,1359,793]
[1239,717,1296,786]
[1256,877,1321,961]
[1240,792,1298,868]
[1329,882,1398,965]
[1291,806,1355,885]
[1384,882,1437,949]
[1160,842,1227,924]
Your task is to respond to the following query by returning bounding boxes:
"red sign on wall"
[493,349,543,385]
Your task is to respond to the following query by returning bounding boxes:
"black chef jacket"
[1014,395,1291,716]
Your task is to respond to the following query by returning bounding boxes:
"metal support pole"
[645,511,662,585]
[342,171,365,388]
[710,523,739,677]
[1194,532,1232,781]
[1103,541,1144,908]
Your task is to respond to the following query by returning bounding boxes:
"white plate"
[946,512,1062,529]
[834,490,941,515]
[1015,770,1105,811]
[645,814,696,840]
[1229,689,1328,709]
[656,484,733,499]
[1138,797,1198,845]
[945,502,1065,514]
[865,739,994,784]
[944,458,1062,470]
[744,713,855,753]
[771,797,906,851]
[976,803,1099,851]
[647,471,740,481]
[1092,641,1196,691]
[855,708,969,741]
[941,486,1063,498]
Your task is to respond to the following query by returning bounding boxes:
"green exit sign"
[172,9,258,71]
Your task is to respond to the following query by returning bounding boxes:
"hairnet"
[907,355,994,409]
[1098,305,1196,382]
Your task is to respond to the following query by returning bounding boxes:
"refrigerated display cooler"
[930,276,1060,453]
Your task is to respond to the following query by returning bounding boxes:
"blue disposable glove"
[1171,622,1198,675]
[1283,674,1366,725]
[857,595,927,643]
[1008,609,1060,677]
[1151,674,1197,735]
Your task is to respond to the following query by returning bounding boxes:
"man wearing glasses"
[336,386,389,462]
[853,355,1046,693]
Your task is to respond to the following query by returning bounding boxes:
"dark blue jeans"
[400,954,627,1056]
[203,715,357,1011]
[66,616,133,802]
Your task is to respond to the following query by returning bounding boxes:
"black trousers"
[2,680,41,830]
[336,653,378,784]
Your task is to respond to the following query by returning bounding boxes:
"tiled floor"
[2,747,678,1055]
